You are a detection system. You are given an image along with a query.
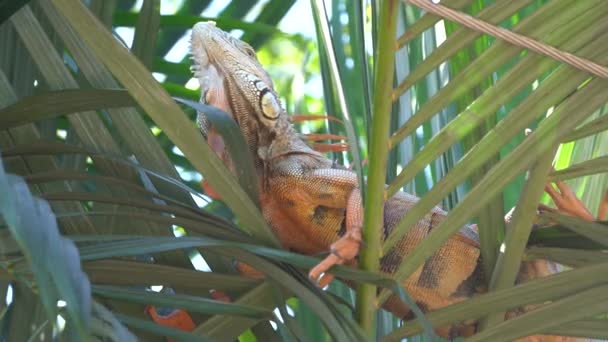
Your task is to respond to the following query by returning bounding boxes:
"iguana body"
[190,21,592,340]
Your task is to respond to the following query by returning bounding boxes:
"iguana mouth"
[190,21,222,106]
[190,21,214,67]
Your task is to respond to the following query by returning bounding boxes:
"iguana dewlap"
[190,21,593,341]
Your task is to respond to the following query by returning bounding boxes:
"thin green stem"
[355,0,399,336]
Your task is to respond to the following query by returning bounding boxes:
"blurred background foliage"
[0,0,607,341]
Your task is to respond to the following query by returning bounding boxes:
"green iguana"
[189,21,604,340]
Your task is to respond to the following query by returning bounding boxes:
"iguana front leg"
[268,163,364,285]
[309,188,362,287]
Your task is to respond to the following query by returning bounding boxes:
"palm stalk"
[356,0,399,335]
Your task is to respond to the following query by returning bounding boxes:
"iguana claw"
[309,227,362,287]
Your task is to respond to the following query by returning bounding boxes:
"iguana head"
[190,22,290,152]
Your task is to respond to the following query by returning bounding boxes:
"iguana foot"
[309,226,362,287]
[543,180,594,221]
[209,289,231,303]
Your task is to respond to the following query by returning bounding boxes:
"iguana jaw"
[190,23,230,117]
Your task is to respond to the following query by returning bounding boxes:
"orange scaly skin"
[190,22,599,340]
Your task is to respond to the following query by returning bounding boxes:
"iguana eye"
[244,47,256,58]
[240,42,256,58]
[259,90,280,120]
